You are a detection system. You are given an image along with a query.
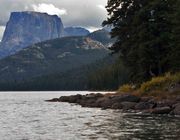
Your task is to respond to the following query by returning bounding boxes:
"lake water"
[0,91,179,140]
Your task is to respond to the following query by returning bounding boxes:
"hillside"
[88,29,115,46]
[0,36,109,84]
[0,55,116,90]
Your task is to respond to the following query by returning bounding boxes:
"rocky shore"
[46,93,180,116]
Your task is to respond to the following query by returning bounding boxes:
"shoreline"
[46,92,180,116]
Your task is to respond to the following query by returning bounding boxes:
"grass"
[117,72,180,98]
[118,84,135,93]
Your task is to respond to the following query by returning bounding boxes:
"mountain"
[0,36,109,83]
[87,29,115,46]
[63,27,90,37]
[0,11,64,58]
[0,55,119,91]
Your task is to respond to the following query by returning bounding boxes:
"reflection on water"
[0,91,179,140]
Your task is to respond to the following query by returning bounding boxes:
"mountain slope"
[0,55,126,91]
[87,29,115,46]
[0,36,109,83]
[63,27,90,37]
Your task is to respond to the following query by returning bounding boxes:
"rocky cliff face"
[0,11,64,58]
[63,27,90,37]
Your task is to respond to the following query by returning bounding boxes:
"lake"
[0,91,179,140]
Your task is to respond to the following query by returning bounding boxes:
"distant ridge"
[63,27,90,37]
[0,35,110,83]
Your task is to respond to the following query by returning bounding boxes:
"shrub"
[118,84,135,93]
[139,72,180,95]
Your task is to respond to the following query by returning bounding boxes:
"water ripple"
[0,92,179,140]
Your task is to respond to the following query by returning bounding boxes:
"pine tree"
[104,0,179,81]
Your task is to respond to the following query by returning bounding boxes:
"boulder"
[80,99,97,107]
[172,103,180,115]
[175,96,180,102]
[135,102,155,110]
[45,98,60,102]
[112,94,140,103]
[121,102,137,110]
[151,107,172,114]
[156,100,177,108]
[59,96,70,102]
[95,97,114,108]
[111,103,123,109]
[140,97,153,102]
[59,94,82,103]
[70,94,83,103]
[85,93,104,99]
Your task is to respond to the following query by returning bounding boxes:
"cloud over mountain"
[0,0,107,27]
[0,0,107,40]
[32,3,67,16]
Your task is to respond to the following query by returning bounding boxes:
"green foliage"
[0,36,108,83]
[87,57,130,90]
[0,55,129,91]
[104,0,180,81]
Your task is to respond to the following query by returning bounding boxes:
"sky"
[0,0,108,41]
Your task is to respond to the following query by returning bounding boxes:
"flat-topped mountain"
[0,11,64,58]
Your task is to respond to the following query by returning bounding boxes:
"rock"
[59,94,82,103]
[172,103,180,115]
[168,83,180,93]
[59,96,70,102]
[69,94,83,103]
[45,92,180,116]
[175,96,180,102]
[95,97,114,108]
[113,94,140,103]
[147,98,157,104]
[151,107,172,114]
[140,97,153,102]
[77,93,104,107]
[135,102,155,110]
[80,99,97,107]
[156,100,177,108]
[85,93,103,99]
[0,11,64,58]
[63,27,90,37]
[111,103,123,109]
[45,98,60,102]
[121,102,137,110]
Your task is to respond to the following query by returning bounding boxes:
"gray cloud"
[0,26,5,41]
[0,0,107,40]
[32,3,67,16]
[0,0,107,27]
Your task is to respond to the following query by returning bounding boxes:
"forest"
[0,0,179,91]
[103,0,180,83]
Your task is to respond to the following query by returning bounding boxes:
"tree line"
[103,0,180,82]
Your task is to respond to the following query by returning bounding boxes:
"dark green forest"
[103,0,180,82]
[0,55,129,91]
[0,0,179,91]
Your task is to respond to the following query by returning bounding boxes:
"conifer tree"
[104,0,179,81]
